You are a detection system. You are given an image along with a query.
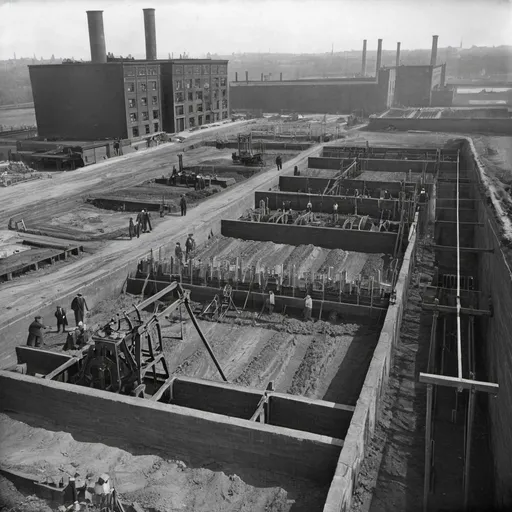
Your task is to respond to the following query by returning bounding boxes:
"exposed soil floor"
[194,236,388,282]
[0,413,312,512]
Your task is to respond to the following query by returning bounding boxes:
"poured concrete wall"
[0,371,342,484]
[368,117,512,135]
[221,220,398,254]
[255,191,403,218]
[308,156,437,172]
[323,217,418,512]
[462,139,512,507]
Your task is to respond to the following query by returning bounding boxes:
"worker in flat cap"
[54,305,68,333]
[303,294,313,321]
[27,315,49,347]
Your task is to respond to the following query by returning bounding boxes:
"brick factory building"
[230,36,447,114]
[28,9,229,141]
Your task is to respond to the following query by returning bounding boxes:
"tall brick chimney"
[396,42,401,67]
[430,35,439,67]
[361,39,367,76]
[376,39,383,75]
[86,11,107,64]
[143,8,157,60]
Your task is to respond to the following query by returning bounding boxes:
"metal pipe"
[86,11,107,64]
[430,35,439,67]
[245,70,249,82]
[143,8,157,60]
[361,39,367,76]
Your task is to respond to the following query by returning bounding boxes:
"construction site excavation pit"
[1,137,461,512]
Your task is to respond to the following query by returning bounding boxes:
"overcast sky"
[0,0,511,60]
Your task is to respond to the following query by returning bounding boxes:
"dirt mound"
[0,413,291,512]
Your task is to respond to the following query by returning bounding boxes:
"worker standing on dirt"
[185,234,195,262]
[333,202,339,223]
[71,293,89,326]
[306,201,312,213]
[144,209,152,232]
[267,290,275,315]
[275,155,283,170]
[139,209,148,233]
[27,315,49,347]
[129,217,138,239]
[419,187,428,203]
[171,166,178,186]
[77,322,89,347]
[63,326,79,351]
[54,306,68,333]
[180,195,187,216]
[136,210,144,234]
[293,165,300,176]
[303,295,313,321]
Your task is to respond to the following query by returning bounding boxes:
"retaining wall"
[462,139,512,507]
[255,191,404,218]
[221,220,398,254]
[308,156,438,173]
[368,117,512,135]
[126,279,387,322]
[323,217,418,512]
[0,145,323,367]
[0,371,342,484]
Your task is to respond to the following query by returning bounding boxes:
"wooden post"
[441,316,447,375]
[189,259,193,285]
[463,388,476,510]
[423,383,433,512]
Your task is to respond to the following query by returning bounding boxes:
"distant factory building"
[28,9,230,141]
[230,36,447,114]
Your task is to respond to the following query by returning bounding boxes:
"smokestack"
[376,39,382,75]
[396,42,401,67]
[361,40,367,76]
[86,11,107,64]
[246,71,249,82]
[143,8,157,61]
[235,72,238,82]
[280,72,283,81]
[430,35,438,67]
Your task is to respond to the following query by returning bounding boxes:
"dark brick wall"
[29,64,127,140]
[394,66,433,107]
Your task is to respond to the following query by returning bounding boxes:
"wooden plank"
[44,357,79,380]
[419,372,499,393]
[432,245,493,253]
[137,281,178,310]
[150,376,175,402]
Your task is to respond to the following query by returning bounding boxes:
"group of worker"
[27,293,90,350]
[174,234,196,265]
[262,290,314,321]
[129,209,152,239]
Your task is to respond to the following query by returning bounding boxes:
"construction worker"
[54,305,68,333]
[136,210,144,234]
[144,209,152,232]
[27,315,49,347]
[171,166,178,186]
[180,195,187,216]
[383,190,391,199]
[185,234,195,262]
[306,201,312,213]
[419,187,428,203]
[303,295,313,321]
[294,165,300,176]
[267,290,275,315]
[71,293,89,326]
[63,326,79,351]
[333,202,339,223]
[275,155,282,170]
[77,322,89,347]
[175,242,183,265]
[259,199,266,215]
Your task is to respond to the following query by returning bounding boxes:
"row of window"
[126,81,158,93]
[176,100,228,116]
[128,96,158,108]
[174,64,227,75]
[125,66,159,77]
[174,89,227,103]
[132,122,159,137]
[175,77,227,90]
[129,110,159,122]
[181,110,229,128]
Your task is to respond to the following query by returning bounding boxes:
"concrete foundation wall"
[323,217,418,512]
[255,191,402,218]
[221,220,398,254]
[308,156,437,172]
[0,145,323,367]
[463,139,512,507]
[368,117,512,135]
[0,371,342,484]
[269,393,354,440]
[171,377,264,420]
[126,280,387,322]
